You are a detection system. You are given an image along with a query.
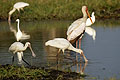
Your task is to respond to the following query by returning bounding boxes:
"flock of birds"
[8,2,96,65]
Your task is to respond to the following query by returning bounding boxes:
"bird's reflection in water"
[79,62,88,74]
[8,21,30,41]
[49,52,88,74]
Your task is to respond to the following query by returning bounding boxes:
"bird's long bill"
[29,45,36,57]
[86,10,93,24]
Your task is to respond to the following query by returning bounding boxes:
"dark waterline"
[0,19,120,79]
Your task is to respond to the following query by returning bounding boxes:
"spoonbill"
[85,27,96,40]
[9,42,36,65]
[86,12,95,27]
[45,38,88,62]
[16,19,30,41]
[8,2,29,22]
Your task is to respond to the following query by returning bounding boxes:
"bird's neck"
[68,44,82,54]
[82,11,87,22]
[22,44,29,51]
[92,15,95,22]
[8,8,16,21]
[17,20,20,32]
[9,8,16,15]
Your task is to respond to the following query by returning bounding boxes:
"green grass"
[0,0,120,21]
[0,64,86,80]
[0,65,48,79]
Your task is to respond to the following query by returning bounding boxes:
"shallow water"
[0,19,120,79]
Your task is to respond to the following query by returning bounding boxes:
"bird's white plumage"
[17,52,23,64]
[67,18,83,36]
[9,42,36,64]
[86,12,95,26]
[8,2,29,21]
[14,2,29,10]
[45,38,89,62]
[16,31,22,41]
[45,38,70,49]
[66,6,88,42]
[45,38,83,54]
[85,27,96,40]
[67,22,86,41]
[9,42,28,53]
[15,19,30,41]
[16,19,22,41]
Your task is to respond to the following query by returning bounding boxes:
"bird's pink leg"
[79,38,81,49]
[81,52,88,62]
[79,38,82,62]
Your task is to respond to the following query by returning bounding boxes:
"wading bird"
[67,6,93,61]
[45,38,88,62]
[9,42,36,65]
[67,6,93,48]
[8,2,29,22]
[16,19,30,41]
[16,19,22,41]
[86,12,95,27]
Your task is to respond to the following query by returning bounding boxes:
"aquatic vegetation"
[0,64,86,80]
[0,0,119,21]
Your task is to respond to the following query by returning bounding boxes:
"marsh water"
[0,19,120,80]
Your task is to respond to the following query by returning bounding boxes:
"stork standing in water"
[9,42,36,65]
[8,2,29,22]
[45,38,88,62]
[67,6,93,61]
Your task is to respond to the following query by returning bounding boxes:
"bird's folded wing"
[67,18,83,35]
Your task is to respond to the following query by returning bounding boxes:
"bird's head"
[45,42,48,46]
[26,3,29,6]
[26,42,31,46]
[45,40,51,46]
[92,12,95,17]
[82,6,93,24]
[26,42,36,57]
[16,19,19,22]
[79,49,83,55]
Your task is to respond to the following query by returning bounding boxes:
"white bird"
[85,27,96,40]
[8,2,29,22]
[9,42,36,65]
[16,19,22,41]
[45,38,88,62]
[67,6,93,48]
[16,19,30,41]
[86,12,95,27]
